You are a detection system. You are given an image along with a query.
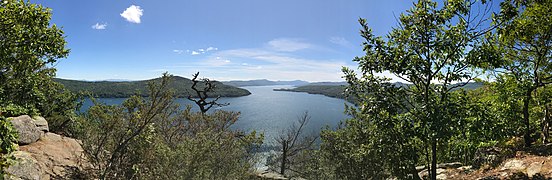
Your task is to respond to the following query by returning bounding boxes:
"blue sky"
[34,0,416,82]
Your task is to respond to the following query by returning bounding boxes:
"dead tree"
[272,111,318,176]
[187,72,228,114]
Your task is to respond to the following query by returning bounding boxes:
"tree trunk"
[431,138,437,180]
[280,142,287,175]
[410,164,422,180]
[544,104,550,143]
[524,90,532,147]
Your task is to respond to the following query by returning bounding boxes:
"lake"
[81,85,351,146]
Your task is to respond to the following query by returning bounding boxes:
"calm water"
[81,85,351,146]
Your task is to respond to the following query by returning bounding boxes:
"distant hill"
[222,79,309,87]
[55,76,251,98]
[274,85,349,100]
[274,82,484,103]
[307,81,348,86]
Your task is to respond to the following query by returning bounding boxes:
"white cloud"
[189,46,218,55]
[173,49,184,54]
[329,37,352,47]
[120,5,143,24]
[267,38,312,52]
[206,47,218,51]
[91,23,107,30]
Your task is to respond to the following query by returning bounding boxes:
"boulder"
[4,151,42,180]
[33,116,49,132]
[4,132,88,179]
[9,115,41,145]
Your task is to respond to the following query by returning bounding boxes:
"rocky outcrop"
[422,152,552,179]
[9,115,45,145]
[4,116,87,180]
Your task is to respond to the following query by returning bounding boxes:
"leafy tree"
[0,0,70,113]
[0,0,76,174]
[489,0,552,147]
[321,75,419,179]
[322,0,500,179]
[80,74,176,179]
[79,73,263,179]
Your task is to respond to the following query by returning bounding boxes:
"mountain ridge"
[55,76,251,98]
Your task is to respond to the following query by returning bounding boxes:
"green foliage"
[0,116,17,176]
[320,74,419,179]
[0,0,80,174]
[319,0,501,179]
[0,0,70,109]
[489,0,552,146]
[55,76,251,98]
[78,73,262,179]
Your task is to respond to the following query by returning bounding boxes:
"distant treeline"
[274,82,484,103]
[55,76,251,98]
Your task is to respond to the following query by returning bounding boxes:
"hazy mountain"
[223,79,309,87]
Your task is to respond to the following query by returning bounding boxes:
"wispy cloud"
[159,38,361,81]
[189,46,218,55]
[120,5,143,24]
[172,49,184,54]
[91,23,107,30]
[267,38,312,52]
[329,37,352,47]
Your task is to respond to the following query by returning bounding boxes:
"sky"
[33,0,425,82]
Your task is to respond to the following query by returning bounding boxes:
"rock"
[9,115,41,145]
[18,132,88,179]
[256,170,287,180]
[473,146,504,168]
[437,162,462,169]
[501,159,525,171]
[527,161,544,177]
[436,173,447,180]
[33,116,49,132]
[4,151,42,180]
[4,132,88,179]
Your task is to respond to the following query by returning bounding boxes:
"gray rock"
[501,159,525,171]
[4,151,42,180]
[9,115,41,145]
[33,116,49,132]
[527,161,543,177]
[437,162,462,169]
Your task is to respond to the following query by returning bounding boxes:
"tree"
[328,0,499,179]
[187,72,228,114]
[268,112,317,177]
[80,73,175,179]
[490,0,552,147]
[1,0,74,174]
[79,73,263,179]
[0,0,70,113]
[321,75,419,179]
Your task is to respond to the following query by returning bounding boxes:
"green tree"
[79,73,263,179]
[0,0,70,113]
[490,0,552,147]
[1,0,74,174]
[322,0,499,179]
